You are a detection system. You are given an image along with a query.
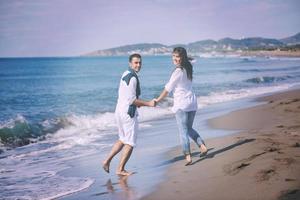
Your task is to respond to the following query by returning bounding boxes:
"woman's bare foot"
[185,154,192,166]
[102,161,110,173]
[200,144,208,157]
[116,170,133,176]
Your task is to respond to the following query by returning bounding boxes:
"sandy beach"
[2,56,300,199]
[143,89,300,200]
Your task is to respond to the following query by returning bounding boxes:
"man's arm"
[126,76,154,107]
[133,99,156,107]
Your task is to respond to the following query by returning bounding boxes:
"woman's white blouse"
[165,67,198,113]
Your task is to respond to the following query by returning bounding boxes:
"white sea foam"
[65,112,116,130]
[0,164,94,200]
[198,52,241,58]
[197,83,300,108]
[267,56,300,61]
[41,178,94,200]
[41,106,171,150]
[2,82,299,155]
[1,137,97,200]
[47,82,300,144]
[0,114,27,129]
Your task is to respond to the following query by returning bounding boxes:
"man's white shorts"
[115,111,138,147]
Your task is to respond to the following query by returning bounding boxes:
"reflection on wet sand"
[105,175,135,199]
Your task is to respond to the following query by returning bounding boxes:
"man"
[102,53,156,176]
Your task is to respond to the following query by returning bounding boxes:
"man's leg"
[102,140,124,173]
[116,144,133,176]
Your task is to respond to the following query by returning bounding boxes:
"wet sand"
[143,89,300,200]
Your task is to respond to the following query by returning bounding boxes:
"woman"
[155,47,208,165]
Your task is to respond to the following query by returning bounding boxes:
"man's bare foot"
[102,161,110,173]
[185,154,192,166]
[116,170,133,176]
[200,144,208,157]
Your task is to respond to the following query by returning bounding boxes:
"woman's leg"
[186,111,204,146]
[175,110,191,157]
[187,111,207,154]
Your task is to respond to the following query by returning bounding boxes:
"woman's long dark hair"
[173,47,193,80]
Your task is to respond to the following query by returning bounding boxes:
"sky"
[0,0,299,57]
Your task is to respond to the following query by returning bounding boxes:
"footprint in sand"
[236,163,250,169]
[223,162,251,175]
[282,98,300,105]
[291,142,300,147]
[260,137,277,144]
[274,157,295,166]
[223,152,266,175]
[256,168,276,182]
[279,189,300,200]
[264,146,280,153]
[287,125,300,130]
[291,98,300,103]
[285,178,296,182]
[284,108,294,112]
[259,137,283,146]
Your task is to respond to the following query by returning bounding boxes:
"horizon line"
[1,31,299,58]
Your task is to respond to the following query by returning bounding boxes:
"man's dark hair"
[129,53,142,62]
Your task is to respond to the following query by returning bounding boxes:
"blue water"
[1,56,300,146]
[0,55,300,199]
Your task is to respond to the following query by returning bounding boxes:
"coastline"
[142,89,300,200]
[59,90,262,200]
[239,50,300,58]
[198,50,300,58]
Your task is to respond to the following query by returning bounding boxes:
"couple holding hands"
[102,47,208,176]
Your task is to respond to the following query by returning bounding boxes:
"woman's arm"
[155,89,169,103]
[155,68,181,103]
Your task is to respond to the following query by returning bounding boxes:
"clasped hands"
[148,98,159,107]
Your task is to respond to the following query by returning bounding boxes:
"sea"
[1,55,300,199]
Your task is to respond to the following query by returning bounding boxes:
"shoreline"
[239,50,300,58]
[59,90,264,200]
[197,50,300,58]
[142,89,300,200]
[3,88,297,200]
[2,88,298,200]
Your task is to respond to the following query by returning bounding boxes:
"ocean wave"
[0,106,172,151]
[220,65,300,74]
[0,160,94,200]
[243,73,300,84]
[198,53,241,58]
[197,82,300,108]
[267,57,300,61]
[244,75,297,84]
[0,115,74,149]
[1,82,299,152]
[239,57,257,63]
